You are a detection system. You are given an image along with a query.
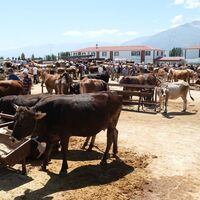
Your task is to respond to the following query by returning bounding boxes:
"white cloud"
[61,31,83,36]
[174,0,184,5]
[171,15,184,27]
[61,29,139,38]
[174,0,200,8]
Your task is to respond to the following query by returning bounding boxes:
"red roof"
[185,45,200,49]
[74,45,162,52]
[157,57,185,61]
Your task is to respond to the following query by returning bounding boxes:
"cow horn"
[34,111,47,120]
[13,104,19,111]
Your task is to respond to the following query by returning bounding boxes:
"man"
[33,65,38,84]
[7,68,20,81]
[22,71,32,94]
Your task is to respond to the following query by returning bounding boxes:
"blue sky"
[0,0,200,50]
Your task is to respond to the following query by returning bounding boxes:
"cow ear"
[13,104,19,111]
[34,111,46,120]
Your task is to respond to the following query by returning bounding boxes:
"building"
[71,45,164,64]
[155,57,185,65]
[183,45,200,64]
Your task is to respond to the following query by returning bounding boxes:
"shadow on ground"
[14,160,134,200]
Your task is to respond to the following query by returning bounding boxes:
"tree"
[31,54,35,60]
[58,51,70,60]
[21,53,26,60]
[169,48,182,57]
[0,56,4,59]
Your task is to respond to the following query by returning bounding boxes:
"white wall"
[185,49,200,59]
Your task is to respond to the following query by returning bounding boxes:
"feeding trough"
[0,133,31,174]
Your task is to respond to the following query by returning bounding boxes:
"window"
[114,51,119,56]
[102,52,107,57]
[91,52,95,56]
[131,51,140,56]
[145,51,151,56]
[157,51,159,56]
[82,52,86,55]
[73,52,77,56]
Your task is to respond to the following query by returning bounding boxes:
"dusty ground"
[0,83,200,200]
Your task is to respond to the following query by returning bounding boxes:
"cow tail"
[188,87,194,101]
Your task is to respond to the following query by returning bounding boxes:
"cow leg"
[41,143,54,171]
[59,136,69,175]
[88,135,96,150]
[182,96,187,112]
[81,137,90,149]
[164,95,168,113]
[100,128,113,165]
[112,128,118,158]
[21,159,27,175]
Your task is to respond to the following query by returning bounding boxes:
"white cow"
[157,81,194,113]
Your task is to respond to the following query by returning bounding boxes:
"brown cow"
[66,66,78,80]
[56,72,73,94]
[41,71,60,94]
[80,77,109,150]
[0,80,24,97]
[119,73,159,99]
[168,68,190,83]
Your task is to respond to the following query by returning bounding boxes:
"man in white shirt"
[33,66,38,84]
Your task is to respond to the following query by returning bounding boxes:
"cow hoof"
[81,145,86,150]
[181,110,186,112]
[86,147,93,151]
[100,160,107,166]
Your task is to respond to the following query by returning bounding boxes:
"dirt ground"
[0,83,200,200]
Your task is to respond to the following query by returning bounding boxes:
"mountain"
[0,42,114,58]
[123,21,200,50]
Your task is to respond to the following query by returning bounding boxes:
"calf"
[158,81,194,113]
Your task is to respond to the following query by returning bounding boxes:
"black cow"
[0,94,51,159]
[81,73,110,83]
[11,91,122,175]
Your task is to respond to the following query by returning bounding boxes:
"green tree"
[0,56,4,59]
[21,53,26,60]
[58,51,70,60]
[31,54,35,60]
[169,47,182,57]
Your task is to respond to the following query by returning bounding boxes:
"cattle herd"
[0,59,199,174]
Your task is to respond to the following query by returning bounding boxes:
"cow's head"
[12,105,46,140]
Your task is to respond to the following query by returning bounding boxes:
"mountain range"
[0,21,200,58]
[123,21,200,50]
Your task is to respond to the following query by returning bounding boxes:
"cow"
[153,68,168,81]
[80,77,108,94]
[119,73,160,100]
[11,92,122,175]
[168,68,190,83]
[79,77,109,150]
[65,66,78,80]
[81,73,110,83]
[70,82,80,94]
[0,80,24,97]
[0,94,52,159]
[41,71,60,94]
[56,72,73,94]
[157,81,194,113]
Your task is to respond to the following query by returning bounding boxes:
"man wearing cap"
[7,68,20,81]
